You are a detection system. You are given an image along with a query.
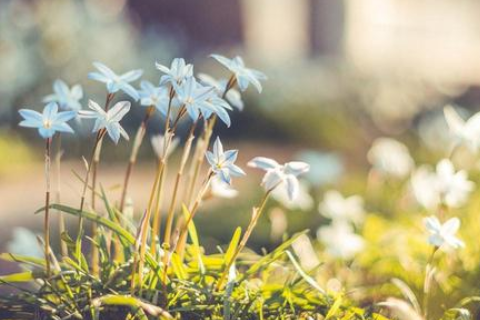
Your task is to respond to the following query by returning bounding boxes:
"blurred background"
[1,0,480,253]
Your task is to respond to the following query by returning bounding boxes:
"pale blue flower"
[211,54,267,93]
[79,100,130,144]
[88,62,143,100]
[198,73,244,110]
[206,137,245,184]
[175,77,232,127]
[19,102,76,139]
[297,150,344,187]
[156,58,193,86]
[248,157,310,201]
[6,227,43,259]
[424,216,464,250]
[43,79,83,111]
[138,80,170,116]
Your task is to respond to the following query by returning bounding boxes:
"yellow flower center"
[43,119,52,129]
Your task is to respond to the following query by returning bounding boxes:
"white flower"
[211,54,267,93]
[43,79,83,112]
[411,159,474,209]
[319,190,365,225]
[444,105,480,152]
[206,137,245,184]
[248,157,310,201]
[271,181,314,210]
[156,58,193,86]
[198,73,244,111]
[317,222,365,260]
[210,176,239,199]
[79,100,130,144]
[424,216,464,250]
[367,138,414,178]
[150,134,179,160]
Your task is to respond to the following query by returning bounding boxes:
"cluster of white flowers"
[317,190,366,260]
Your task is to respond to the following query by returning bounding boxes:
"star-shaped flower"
[175,77,231,126]
[138,80,170,117]
[444,105,480,153]
[198,73,244,110]
[156,58,193,86]
[211,54,267,93]
[248,157,310,201]
[206,137,245,184]
[43,79,83,111]
[19,102,76,139]
[424,216,464,250]
[79,100,130,144]
[88,62,143,101]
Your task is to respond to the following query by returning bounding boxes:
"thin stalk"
[130,88,176,293]
[150,162,167,257]
[55,134,67,258]
[162,118,198,248]
[216,189,272,291]
[44,137,52,277]
[175,170,214,258]
[119,105,156,212]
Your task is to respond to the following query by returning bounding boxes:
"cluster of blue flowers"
[21,56,282,182]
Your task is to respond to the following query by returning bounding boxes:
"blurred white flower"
[367,138,414,178]
[317,222,365,260]
[6,227,43,258]
[271,181,313,211]
[297,151,343,187]
[319,190,365,225]
[424,216,464,250]
[444,105,480,152]
[150,134,179,160]
[210,176,239,199]
[411,159,474,209]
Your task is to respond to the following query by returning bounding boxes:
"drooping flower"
[138,80,170,117]
[79,100,130,144]
[319,190,365,225]
[198,73,244,110]
[206,137,245,184]
[43,79,83,111]
[19,102,76,139]
[367,138,414,178]
[411,159,474,209]
[248,157,310,201]
[156,58,193,86]
[424,216,464,250]
[150,134,179,160]
[210,176,239,199]
[175,77,231,126]
[211,54,267,93]
[271,181,314,210]
[88,62,143,100]
[317,222,365,259]
[444,105,480,152]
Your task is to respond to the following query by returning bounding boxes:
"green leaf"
[0,271,34,283]
[285,250,326,296]
[325,294,343,320]
[224,227,242,267]
[182,204,205,274]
